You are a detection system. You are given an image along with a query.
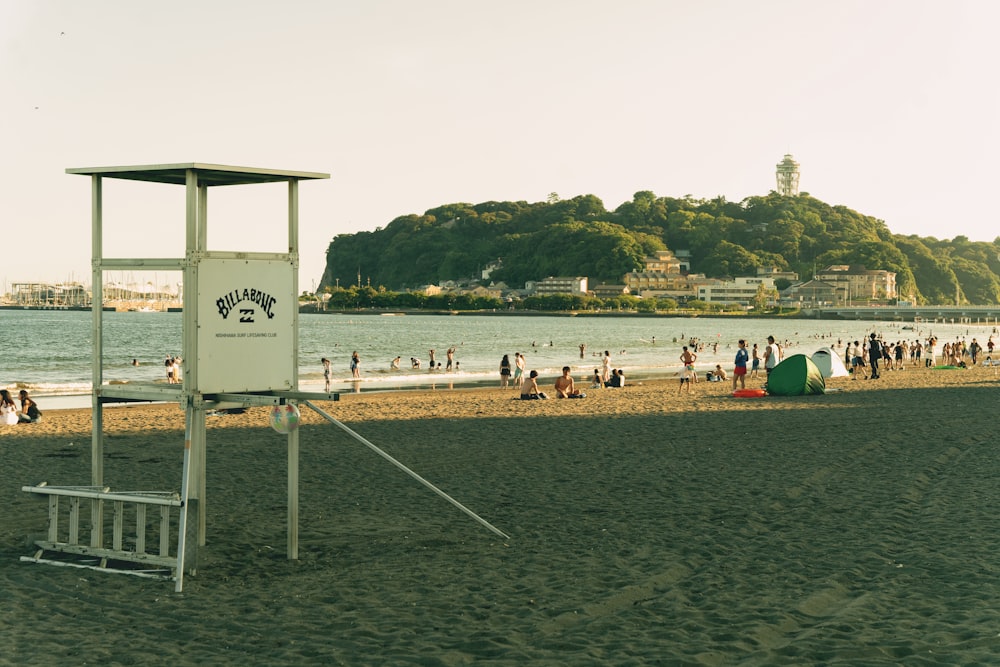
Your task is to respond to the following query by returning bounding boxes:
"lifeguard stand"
[22,163,334,591]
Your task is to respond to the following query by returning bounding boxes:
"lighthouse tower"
[775,154,800,196]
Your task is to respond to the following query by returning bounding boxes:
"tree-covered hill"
[319,192,1000,305]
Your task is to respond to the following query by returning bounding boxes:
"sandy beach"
[2,364,999,665]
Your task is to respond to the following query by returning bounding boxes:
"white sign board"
[197,257,295,393]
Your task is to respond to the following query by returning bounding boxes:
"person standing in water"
[322,357,332,392]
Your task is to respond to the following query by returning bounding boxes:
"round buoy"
[270,404,301,434]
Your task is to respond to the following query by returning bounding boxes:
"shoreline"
[18,360,1000,417]
[27,364,734,412]
[27,353,1000,413]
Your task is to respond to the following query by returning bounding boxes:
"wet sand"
[2,364,999,665]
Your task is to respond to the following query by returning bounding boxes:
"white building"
[697,276,776,307]
[534,276,588,295]
[814,265,897,302]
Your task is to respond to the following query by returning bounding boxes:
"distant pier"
[807,305,1000,324]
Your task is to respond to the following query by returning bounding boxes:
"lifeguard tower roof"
[66,162,330,186]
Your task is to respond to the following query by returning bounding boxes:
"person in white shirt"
[763,335,782,378]
[1,390,19,426]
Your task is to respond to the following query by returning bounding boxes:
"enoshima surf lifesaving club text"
[214,287,279,338]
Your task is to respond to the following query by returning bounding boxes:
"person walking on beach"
[499,354,512,388]
[850,341,867,380]
[969,338,981,366]
[513,352,525,388]
[679,346,696,394]
[733,339,749,390]
[1,390,18,426]
[165,355,175,384]
[18,390,41,423]
[322,357,332,392]
[867,333,882,379]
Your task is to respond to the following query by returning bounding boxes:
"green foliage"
[521,293,595,311]
[319,192,1000,305]
[701,240,761,278]
[751,283,775,313]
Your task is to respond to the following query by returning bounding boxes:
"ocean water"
[0,309,987,400]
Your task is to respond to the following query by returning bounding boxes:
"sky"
[3,0,998,290]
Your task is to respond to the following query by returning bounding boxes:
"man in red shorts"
[733,339,749,390]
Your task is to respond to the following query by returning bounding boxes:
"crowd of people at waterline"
[844,333,996,380]
[312,331,997,396]
[0,389,42,426]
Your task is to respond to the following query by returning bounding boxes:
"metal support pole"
[90,175,104,487]
[288,179,300,559]
[175,404,193,592]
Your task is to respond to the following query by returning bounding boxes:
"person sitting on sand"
[18,390,42,423]
[605,368,625,388]
[1,390,18,426]
[520,370,548,400]
[591,369,602,388]
[712,364,728,382]
[554,366,585,398]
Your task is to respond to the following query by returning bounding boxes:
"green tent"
[766,354,826,396]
